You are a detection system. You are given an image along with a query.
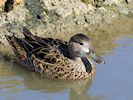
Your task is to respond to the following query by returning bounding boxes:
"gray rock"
[0,0,132,44]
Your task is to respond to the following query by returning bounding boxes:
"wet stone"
[0,0,23,12]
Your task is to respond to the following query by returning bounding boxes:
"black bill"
[89,49,105,64]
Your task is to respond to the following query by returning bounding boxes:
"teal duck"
[5,28,105,79]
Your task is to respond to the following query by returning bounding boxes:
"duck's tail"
[5,35,35,70]
[5,33,33,52]
[5,35,28,61]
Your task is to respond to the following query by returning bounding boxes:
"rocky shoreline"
[0,0,133,43]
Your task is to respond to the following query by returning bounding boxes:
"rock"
[0,0,132,44]
[55,3,73,17]
[0,0,5,11]
[0,0,23,12]
[14,0,23,5]
[0,0,5,7]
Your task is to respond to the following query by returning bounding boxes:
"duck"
[5,27,105,80]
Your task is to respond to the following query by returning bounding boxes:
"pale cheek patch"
[82,47,89,53]
[82,41,90,53]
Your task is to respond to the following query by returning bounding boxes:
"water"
[90,36,133,100]
[0,15,133,100]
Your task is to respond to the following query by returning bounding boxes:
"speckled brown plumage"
[5,27,104,80]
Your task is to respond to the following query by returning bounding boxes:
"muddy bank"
[0,0,133,44]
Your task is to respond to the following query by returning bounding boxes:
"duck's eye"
[79,42,83,45]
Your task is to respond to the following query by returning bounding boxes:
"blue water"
[90,36,133,100]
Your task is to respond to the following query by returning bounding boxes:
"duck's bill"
[89,50,105,64]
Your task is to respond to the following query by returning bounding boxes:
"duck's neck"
[72,57,92,73]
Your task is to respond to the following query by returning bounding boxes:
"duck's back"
[5,28,68,67]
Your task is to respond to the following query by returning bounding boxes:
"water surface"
[0,15,133,100]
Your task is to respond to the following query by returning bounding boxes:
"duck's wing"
[23,27,69,58]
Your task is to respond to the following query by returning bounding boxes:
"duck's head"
[68,34,105,64]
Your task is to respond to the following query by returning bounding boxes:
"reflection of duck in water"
[23,72,95,99]
[5,27,105,79]
[0,61,98,100]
